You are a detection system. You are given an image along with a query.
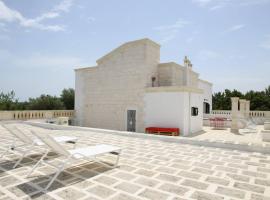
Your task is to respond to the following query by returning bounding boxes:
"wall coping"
[145,86,204,94]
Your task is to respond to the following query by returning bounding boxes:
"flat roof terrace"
[0,123,270,200]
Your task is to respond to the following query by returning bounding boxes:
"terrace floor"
[189,126,266,145]
[0,123,270,200]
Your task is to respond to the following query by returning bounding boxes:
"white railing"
[0,110,74,120]
[204,110,270,125]
[205,110,270,119]
[204,110,232,119]
[249,111,270,118]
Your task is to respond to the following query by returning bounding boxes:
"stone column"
[246,100,250,118]
[239,99,246,117]
[231,97,239,133]
[239,99,246,113]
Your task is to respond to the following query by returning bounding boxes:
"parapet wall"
[0,110,74,120]
[204,110,270,119]
[204,110,270,126]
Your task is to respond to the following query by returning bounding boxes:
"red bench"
[145,127,180,136]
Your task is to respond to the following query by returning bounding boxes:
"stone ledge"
[262,130,270,142]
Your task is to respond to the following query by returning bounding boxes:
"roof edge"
[74,66,98,71]
[199,79,213,86]
[96,38,160,64]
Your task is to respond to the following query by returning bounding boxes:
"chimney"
[184,56,192,86]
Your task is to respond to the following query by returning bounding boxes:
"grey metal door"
[127,110,136,132]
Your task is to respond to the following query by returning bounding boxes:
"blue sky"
[0,0,270,100]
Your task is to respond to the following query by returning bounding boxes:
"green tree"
[60,88,74,110]
[27,95,65,110]
[212,86,270,111]
[212,89,243,110]
[0,91,16,110]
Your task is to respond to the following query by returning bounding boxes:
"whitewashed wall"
[144,92,203,136]
[198,80,212,113]
[190,93,203,134]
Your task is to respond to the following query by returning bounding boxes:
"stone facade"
[75,38,212,135]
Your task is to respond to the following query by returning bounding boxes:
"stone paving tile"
[1,123,270,200]
[134,169,156,177]
[215,186,245,199]
[192,167,214,175]
[156,173,182,183]
[215,166,238,173]
[114,181,142,194]
[233,182,265,194]
[226,173,250,183]
[181,179,209,190]
[191,191,225,200]
[227,163,248,169]
[255,178,270,186]
[56,188,86,200]
[8,183,39,198]
[0,176,21,187]
[87,185,116,198]
[205,176,230,186]
[110,193,141,200]
[24,192,56,200]
[258,167,270,173]
[242,170,268,178]
[178,170,202,180]
[134,177,160,187]
[171,197,189,200]
[139,188,169,200]
[159,183,189,196]
[93,175,119,186]
[251,193,270,200]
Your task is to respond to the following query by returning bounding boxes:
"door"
[127,110,136,132]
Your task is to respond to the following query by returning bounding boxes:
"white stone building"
[75,39,212,136]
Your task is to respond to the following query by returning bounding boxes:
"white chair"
[28,129,121,191]
[1,125,77,168]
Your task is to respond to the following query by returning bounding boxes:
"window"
[191,107,198,116]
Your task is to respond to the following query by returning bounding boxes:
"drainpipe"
[188,92,191,136]
[184,56,192,136]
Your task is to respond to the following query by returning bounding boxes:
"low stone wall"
[0,110,74,120]
[25,121,270,154]
[204,110,270,126]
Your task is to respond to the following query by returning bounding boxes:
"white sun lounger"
[28,129,121,191]
[1,125,77,168]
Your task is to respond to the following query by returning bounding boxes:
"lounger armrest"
[71,152,91,158]
[110,151,120,155]
[66,140,76,144]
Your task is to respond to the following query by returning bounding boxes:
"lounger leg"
[44,158,70,191]
[73,140,77,149]
[14,143,37,168]
[26,150,49,178]
[114,150,121,167]
[13,150,27,168]
[0,147,10,158]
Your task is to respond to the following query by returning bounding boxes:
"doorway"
[127,110,136,132]
[203,102,210,114]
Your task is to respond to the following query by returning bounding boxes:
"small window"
[191,107,198,116]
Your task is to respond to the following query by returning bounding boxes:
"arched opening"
[203,102,210,114]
